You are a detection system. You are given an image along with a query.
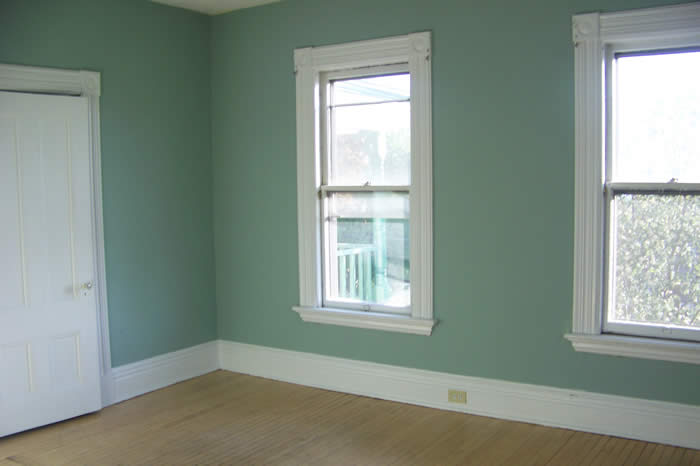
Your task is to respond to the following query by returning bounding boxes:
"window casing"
[293,33,435,335]
[567,3,700,364]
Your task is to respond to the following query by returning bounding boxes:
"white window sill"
[292,306,436,336]
[565,333,700,365]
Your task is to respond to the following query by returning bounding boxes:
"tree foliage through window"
[613,194,700,328]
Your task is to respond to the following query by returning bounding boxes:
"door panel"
[0,119,25,309]
[49,334,82,388]
[0,91,101,437]
[0,344,31,396]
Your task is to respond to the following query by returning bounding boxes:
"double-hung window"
[321,68,411,313]
[567,3,700,364]
[293,33,435,335]
[605,49,699,342]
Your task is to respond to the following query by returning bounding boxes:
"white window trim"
[566,3,700,364]
[293,32,435,335]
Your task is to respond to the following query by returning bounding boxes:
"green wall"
[0,0,217,366]
[211,0,699,404]
[1,0,697,404]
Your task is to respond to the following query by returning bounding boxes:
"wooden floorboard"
[0,370,697,465]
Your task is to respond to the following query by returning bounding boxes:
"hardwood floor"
[0,371,697,465]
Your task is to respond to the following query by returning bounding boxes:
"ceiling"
[151,0,281,15]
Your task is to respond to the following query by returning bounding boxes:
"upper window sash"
[320,65,411,189]
[605,46,700,186]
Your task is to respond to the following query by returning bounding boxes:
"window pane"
[333,74,410,106]
[611,193,700,329]
[326,192,410,309]
[614,50,700,182]
[331,102,410,185]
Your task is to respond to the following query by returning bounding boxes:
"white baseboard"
[106,339,699,449]
[111,341,219,404]
[218,340,700,450]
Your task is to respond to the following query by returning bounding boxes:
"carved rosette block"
[294,48,312,73]
[573,13,600,45]
[80,71,101,97]
[410,33,431,60]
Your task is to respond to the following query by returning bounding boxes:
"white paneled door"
[0,91,101,437]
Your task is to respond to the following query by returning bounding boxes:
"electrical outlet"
[448,389,467,404]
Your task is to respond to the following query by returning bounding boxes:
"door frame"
[0,63,113,407]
